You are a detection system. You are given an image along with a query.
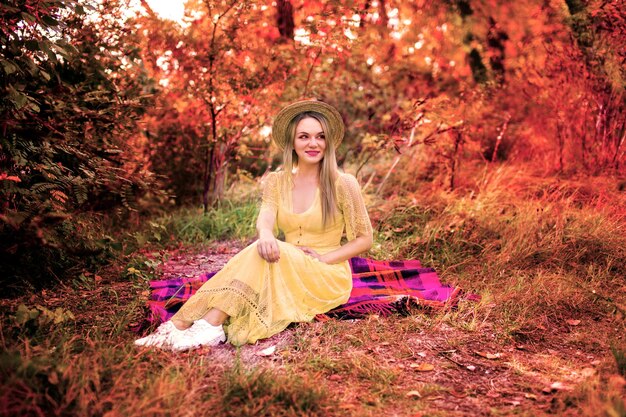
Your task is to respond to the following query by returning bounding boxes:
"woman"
[135,99,373,351]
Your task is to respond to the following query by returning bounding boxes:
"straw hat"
[271,99,345,150]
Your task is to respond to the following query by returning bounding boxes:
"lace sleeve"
[259,171,280,216]
[337,173,373,242]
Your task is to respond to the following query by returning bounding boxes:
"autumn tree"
[138,0,292,209]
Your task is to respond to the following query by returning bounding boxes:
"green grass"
[128,199,259,248]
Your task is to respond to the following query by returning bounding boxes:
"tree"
[138,0,291,210]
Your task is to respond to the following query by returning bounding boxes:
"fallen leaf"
[448,389,467,398]
[257,345,276,357]
[48,371,59,385]
[543,381,567,394]
[566,319,581,326]
[427,396,446,401]
[475,351,502,360]
[406,390,422,398]
[410,363,435,372]
[486,390,501,398]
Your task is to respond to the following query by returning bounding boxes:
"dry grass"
[1,165,625,416]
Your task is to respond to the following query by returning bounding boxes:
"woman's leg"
[170,319,192,330]
[171,307,228,330]
[202,308,229,326]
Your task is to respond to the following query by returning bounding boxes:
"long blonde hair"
[281,111,339,228]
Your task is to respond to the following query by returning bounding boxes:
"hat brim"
[271,100,345,151]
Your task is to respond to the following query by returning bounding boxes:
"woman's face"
[293,117,326,166]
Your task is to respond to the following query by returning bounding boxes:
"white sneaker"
[134,321,187,349]
[170,319,226,352]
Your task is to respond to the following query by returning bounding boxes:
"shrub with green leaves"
[0,0,162,292]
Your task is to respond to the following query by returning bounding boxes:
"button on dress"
[170,171,373,346]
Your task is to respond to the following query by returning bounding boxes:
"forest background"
[1,0,625,416]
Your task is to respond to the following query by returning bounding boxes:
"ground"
[4,238,624,417]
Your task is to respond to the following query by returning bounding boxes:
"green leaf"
[40,42,58,63]
[1,59,18,75]
[28,101,41,113]
[55,40,78,55]
[19,55,39,76]
[52,43,69,58]
[15,304,39,325]
[40,70,51,82]
[25,40,39,51]
[20,12,36,23]
[42,15,59,27]
[10,91,29,110]
[75,5,85,15]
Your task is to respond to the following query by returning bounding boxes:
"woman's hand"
[257,231,280,263]
[298,246,327,263]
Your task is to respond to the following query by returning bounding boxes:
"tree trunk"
[276,0,294,42]
[487,17,508,83]
[378,0,389,27]
[358,0,370,28]
[468,49,489,84]
[557,120,565,172]
[449,129,463,190]
[202,102,219,212]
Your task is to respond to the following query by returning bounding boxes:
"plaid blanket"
[326,257,461,318]
[143,257,464,326]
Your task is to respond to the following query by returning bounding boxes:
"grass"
[218,361,337,417]
[611,343,626,377]
[371,165,626,338]
[1,164,625,416]
[127,199,259,248]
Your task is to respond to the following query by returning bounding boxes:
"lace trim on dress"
[336,173,373,241]
[258,171,281,216]
[197,279,269,328]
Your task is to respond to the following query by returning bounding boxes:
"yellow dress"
[171,171,373,346]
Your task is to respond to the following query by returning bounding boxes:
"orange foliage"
[134,0,624,203]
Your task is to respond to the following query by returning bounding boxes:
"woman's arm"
[256,209,281,263]
[320,234,372,264]
[256,173,281,263]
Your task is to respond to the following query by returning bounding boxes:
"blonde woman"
[135,100,373,351]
